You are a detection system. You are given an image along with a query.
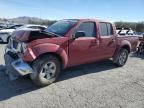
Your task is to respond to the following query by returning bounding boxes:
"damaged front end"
[4,31,33,80]
[4,34,34,80]
[4,29,56,80]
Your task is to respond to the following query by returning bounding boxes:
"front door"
[99,22,117,58]
[69,21,100,66]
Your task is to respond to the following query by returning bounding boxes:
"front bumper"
[4,52,34,80]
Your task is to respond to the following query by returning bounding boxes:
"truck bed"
[117,35,139,52]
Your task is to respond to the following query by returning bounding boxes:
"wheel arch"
[113,42,131,63]
[35,52,65,69]
[23,43,69,69]
[121,45,131,53]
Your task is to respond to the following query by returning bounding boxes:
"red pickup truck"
[5,19,139,86]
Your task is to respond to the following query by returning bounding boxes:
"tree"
[115,22,137,30]
[136,22,144,32]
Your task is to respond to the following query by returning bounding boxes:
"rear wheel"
[30,55,61,86]
[113,48,129,67]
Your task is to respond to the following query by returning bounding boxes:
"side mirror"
[74,31,86,39]
[143,34,144,39]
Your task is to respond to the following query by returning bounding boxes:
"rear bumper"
[4,53,33,79]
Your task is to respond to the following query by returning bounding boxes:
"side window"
[99,23,107,36]
[100,22,113,36]
[107,23,113,35]
[76,22,96,37]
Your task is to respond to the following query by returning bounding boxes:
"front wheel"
[30,55,61,87]
[113,49,129,67]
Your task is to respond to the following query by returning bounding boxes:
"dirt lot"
[0,44,144,108]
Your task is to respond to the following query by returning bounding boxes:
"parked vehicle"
[16,24,47,31]
[0,24,46,43]
[4,19,139,86]
[137,34,144,53]
[117,28,134,35]
[0,24,23,43]
[135,32,143,35]
[0,25,6,30]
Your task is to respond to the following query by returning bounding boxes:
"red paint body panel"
[21,19,139,69]
[23,37,69,68]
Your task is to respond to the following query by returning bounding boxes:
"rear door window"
[99,23,107,36]
[100,22,113,36]
[107,23,113,35]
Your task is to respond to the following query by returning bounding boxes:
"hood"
[0,29,15,33]
[11,29,55,42]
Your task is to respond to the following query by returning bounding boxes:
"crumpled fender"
[23,43,68,68]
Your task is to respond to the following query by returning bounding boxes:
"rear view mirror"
[74,31,86,39]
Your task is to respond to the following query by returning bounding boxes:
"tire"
[30,55,61,87]
[113,48,129,67]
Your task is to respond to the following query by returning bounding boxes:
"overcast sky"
[0,0,144,22]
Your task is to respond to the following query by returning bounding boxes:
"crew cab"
[4,19,139,86]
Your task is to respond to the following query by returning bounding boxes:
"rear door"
[99,22,117,58]
[69,21,100,66]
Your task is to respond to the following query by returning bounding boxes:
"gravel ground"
[0,44,144,108]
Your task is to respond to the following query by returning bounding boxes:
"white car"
[16,24,47,31]
[0,24,46,43]
[0,25,23,43]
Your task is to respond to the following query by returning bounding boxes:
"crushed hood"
[11,29,55,42]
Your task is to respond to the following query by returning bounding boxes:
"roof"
[63,19,113,24]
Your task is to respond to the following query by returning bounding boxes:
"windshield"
[45,20,78,36]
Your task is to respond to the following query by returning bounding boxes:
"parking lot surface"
[0,44,144,108]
